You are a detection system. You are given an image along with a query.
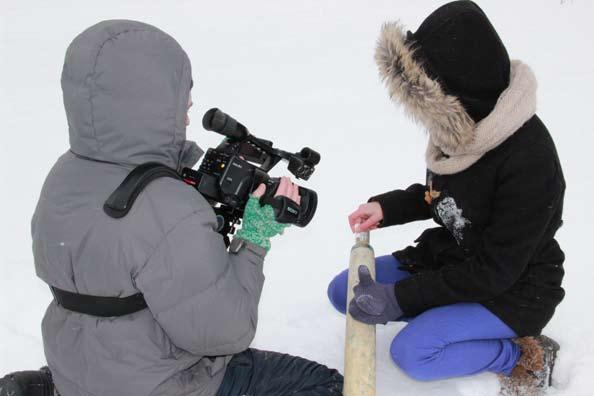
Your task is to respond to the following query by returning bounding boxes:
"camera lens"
[297,188,317,227]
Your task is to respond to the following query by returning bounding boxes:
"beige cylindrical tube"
[344,230,376,396]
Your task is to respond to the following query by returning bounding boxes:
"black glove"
[348,265,403,325]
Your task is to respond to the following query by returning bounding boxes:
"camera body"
[181,108,320,240]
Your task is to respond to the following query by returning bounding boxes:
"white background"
[1,1,593,395]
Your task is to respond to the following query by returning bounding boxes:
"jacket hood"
[61,20,197,169]
[375,1,511,153]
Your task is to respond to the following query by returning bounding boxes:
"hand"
[235,177,300,251]
[348,202,383,233]
[252,176,301,205]
[348,265,403,325]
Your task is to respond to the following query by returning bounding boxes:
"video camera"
[181,108,320,241]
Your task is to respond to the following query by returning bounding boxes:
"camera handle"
[243,136,318,181]
[259,194,302,225]
[257,179,317,227]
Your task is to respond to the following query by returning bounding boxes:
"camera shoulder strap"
[55,163,181,318]
[103,162,181,218]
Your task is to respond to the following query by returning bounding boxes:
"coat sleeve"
[368,183,431,227]
[134,207,266,356]
[394,146,564,316]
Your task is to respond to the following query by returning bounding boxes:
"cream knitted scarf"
[425,61,537,175]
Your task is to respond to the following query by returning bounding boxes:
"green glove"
[235,196,289,251]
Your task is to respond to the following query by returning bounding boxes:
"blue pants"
[327,255,521,381]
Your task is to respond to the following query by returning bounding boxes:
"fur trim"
[515,337,545,372]
[375,21,476,153]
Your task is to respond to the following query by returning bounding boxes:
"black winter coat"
[370,116,565,336]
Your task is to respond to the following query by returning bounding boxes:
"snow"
[436,196,471,244]
[1,1,594,395]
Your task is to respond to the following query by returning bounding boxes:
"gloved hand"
[235,196,288,251]
[348,265,403,325]
[235,178,299,251]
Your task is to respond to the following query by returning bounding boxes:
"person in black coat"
[327,1,565,394]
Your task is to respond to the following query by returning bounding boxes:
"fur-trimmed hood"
[375,21,537,175]
[375,21,475,153]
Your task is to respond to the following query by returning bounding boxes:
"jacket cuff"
[232,238,268,259]
[393,275,427,317]
[368,184,430,228]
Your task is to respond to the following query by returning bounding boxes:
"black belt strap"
[50,287,148,317]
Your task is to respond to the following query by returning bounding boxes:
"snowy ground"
[2,1,594,395]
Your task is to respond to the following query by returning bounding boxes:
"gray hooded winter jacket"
[32,20,266,396]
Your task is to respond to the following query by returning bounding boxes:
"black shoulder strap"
[104,162,181,218]
[56,163,180,317]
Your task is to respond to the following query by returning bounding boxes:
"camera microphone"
[202,108,249,141]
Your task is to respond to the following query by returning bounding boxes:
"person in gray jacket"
[0,20,342,396]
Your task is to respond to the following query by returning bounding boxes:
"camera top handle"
[202,108,320,180]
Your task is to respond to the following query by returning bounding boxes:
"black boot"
[0,367,54,396]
